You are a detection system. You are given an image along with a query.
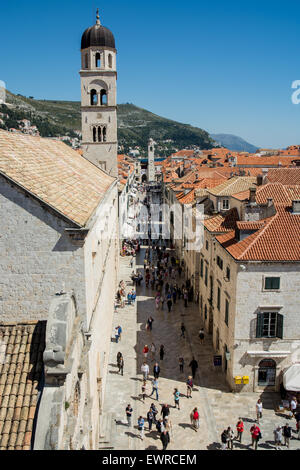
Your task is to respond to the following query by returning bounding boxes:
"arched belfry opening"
[90,89,98,106]
[95,52,101,68]
[100,89,107,105]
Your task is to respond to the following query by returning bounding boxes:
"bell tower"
[80,10,117,176]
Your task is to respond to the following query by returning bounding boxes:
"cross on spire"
[96,8,101,25]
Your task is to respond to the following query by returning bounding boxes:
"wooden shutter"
[276,313,284,339]
[256,313,264,338]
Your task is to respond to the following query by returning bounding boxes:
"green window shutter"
[273,278,280,289]
[276,313,284,339]
[256,313,264,338]
[265,277,272,289]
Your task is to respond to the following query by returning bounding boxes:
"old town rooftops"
[207,176,257,196]
[0,321,46,450]
[0,130,116,227]
[216,183,300,261]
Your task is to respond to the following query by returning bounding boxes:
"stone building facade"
[0,129,119,448]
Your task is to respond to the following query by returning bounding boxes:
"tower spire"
[96,8,101,25]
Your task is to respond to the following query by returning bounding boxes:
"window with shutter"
[264,277,280,290]
[200,259,203,278]
[225,299,229,326]
[256,312,264,338]
[276,313,284,339]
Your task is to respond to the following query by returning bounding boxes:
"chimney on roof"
[257,174,263,186]
[267,197,273,207]
[292,200,300,214]
[249,187,256,204]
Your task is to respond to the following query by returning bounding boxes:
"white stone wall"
[0,177,86,322]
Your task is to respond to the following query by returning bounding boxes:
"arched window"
[108,54,112,68]
[84,54,88,69]
[100,90,107,105]
[95,52,101,68]
[98,127,102,142]
[90,89,98,106]
[103,127,107,142]
[258,359,276,386]
[93,127,97,142]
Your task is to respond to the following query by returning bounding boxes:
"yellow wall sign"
[242,376,249,384]
[234,376,242,384]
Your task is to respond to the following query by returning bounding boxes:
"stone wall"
[0,177,86,323]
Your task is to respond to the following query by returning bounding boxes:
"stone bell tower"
[80,10,117,176]
[147,138,155,182]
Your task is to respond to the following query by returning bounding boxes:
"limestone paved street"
[101,250,300,451]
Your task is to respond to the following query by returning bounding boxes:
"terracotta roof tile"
[0,321,45,450]
[0,130,115,227]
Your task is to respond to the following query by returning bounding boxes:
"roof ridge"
[236,211,278,260]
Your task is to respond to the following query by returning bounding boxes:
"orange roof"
[216,184,300,261]
[266,168,300,186]
[204,208,239,233]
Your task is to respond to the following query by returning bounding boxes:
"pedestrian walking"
[189,357,198,379]
[130,256,134,268]
[190,407,199,431]
[160,295,165,310]
[295,411,300,439]
[250,423,261,450]
[167,298,172,313]
[183,289,188,308]
[161,404,170,420]
[147,409,154,431]
[143,344,149,359]
[199,328,204,343]
[226,426,234,450]
[236,418,244,442]
[141,361,149,381]
[149,378,159,401]
[147,316,154,331]
[153,362,160,379]
[283,423,292,448]
[180,323,186,338]
[290,396,298,417]
[179,356,184,373]
[138,416,145,440]
[127,291,132,305]
[160,345,165,361]
[274,425,282,449]
[186,376,193,398]
[141,380,147,402]
[115,326,120,343]
[160,431,170,450]
[150,343,156,361]
[125,404,133,427]
[221,429,228,450]
[118,355,124,375]
[256,399,263,423]
[150,403,158,423]
[173,388,180,410]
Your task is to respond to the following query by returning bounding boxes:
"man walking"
[283,423,292,448]
[250,423,261,450]
[141,362,149,381]
[153,362,160,379]
[189,357,198,379]
[126,404,133,427]
[138,416,145,440]
[160,430,170,450]
[236,418,244,443]
[180,323,186,338]
[149,378,159,401]
[147,408,154,431]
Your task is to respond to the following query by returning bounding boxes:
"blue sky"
[1,0,300,148]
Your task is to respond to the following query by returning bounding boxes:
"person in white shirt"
[290,397,297,416]
[141,362,149,381]
[256,399,263,423]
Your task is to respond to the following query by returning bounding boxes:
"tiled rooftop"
[266,168,300,186]
[203,208,239,233]
[207,176,257,196]
[0,321,46,450]
[216,184,300,261]
[0,130,115,227]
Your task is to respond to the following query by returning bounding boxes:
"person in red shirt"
[143,345,149,359]
[250,423,261,450]
[236,418,244,443]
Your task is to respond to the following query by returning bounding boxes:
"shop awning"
[283,364,300,392]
